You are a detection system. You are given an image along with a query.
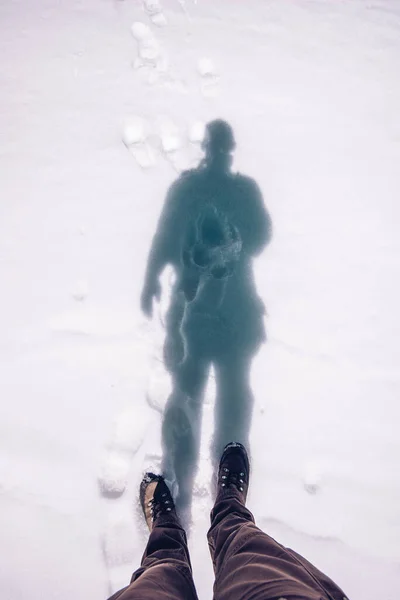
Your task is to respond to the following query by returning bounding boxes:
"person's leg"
[107,474,198,600]
[207,443,348,600]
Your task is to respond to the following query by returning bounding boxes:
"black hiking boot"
[216,442,250,504]
[140,473,178,530]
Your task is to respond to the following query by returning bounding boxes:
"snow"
[1,0,400,598]
[188,120,206,144]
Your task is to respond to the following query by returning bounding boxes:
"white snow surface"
[1,0,400,598]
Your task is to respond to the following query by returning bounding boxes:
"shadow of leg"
[161,357,209,526]
[163,291,186,371]
[211,355,254,469]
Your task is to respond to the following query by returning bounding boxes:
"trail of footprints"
[122,115,206,171]
[99,300,212,593]
[102,0,220,590]
[124,0,220,171]
[99,308,171,591]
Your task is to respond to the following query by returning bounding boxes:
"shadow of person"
[141,120,272,523]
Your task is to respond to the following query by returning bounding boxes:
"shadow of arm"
[141,181,182,315]
[241,177,273,257]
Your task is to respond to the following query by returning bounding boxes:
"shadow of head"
[201,119,236,173]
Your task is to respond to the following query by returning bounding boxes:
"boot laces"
[147,491,173,520]
[220,467,246,492]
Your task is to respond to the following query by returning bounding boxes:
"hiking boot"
[140,473,177,530]
[217,442,250,503]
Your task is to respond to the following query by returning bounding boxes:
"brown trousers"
[108,490,348,600]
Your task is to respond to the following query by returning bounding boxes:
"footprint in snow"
[102,504,139,596]
[131,21,168,85]
[143,0,167,27]
[122,116,156,169]
[98,407,148,497]
[197,57,220,98]
[156,117,187,172]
